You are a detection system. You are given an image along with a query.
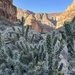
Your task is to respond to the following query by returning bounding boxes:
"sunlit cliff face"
[56,0,75,28]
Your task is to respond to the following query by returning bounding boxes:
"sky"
[13,0,73,13]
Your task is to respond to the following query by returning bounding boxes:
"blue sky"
[13,0,73,13]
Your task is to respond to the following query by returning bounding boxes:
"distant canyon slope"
[0,0,75,32]
[56,0,75,28]
[17,8,62,32]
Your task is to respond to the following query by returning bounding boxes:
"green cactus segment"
[0,17,75,75]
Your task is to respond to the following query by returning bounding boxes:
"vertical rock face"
[17,8,35,20]
[56,0,75,28]
[25,14,41,32]
[17,8,62,32]
[0,0,75,32]
[0,0,17,22]
[17,8,26,20]
[2,0,75,32]
[35,13,42,21]
[34,13,61,27]
[41,13,55,28]
[0,0,61,32]
[47,13,62,21]
[15,8,42,32]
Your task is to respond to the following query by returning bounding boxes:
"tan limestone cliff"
[47,13,62,21]
[17,8,34,20]
[41,13,55,28]
[25,14,41,32]
[35,13,42,21]
[56,0,75,28]
[16,8,61,32]
[2,0,75,32]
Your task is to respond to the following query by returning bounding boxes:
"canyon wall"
[0,0,75,32]
[0,0,61,32]
[17,8,61,32]
[56,0,75,28]
[0,0,17,22]
[17,7,61,27]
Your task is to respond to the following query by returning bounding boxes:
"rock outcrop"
[17,8,35,20]
[1,0,75,32]
[56,0,75,28]
[41,13,55,28]
[0,0,61,32]
[35,13,42,21]
[0,0,17,22]
[16,8,61,32]
[17,8,60,27]
[47,13,62,23]
[25,14,41,32]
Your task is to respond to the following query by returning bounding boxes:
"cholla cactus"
[0,16,75,75]
[46,32,64,75]
[0,33,2,50]
[20,16,25,37]
[60,17,75,74]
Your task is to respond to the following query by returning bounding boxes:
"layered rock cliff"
[0,0,75,32]
[25,14,41,32]
[56,0,75,28]
[17,8,61,32]
[0,0,17,22]
[0,0,61,32]
[17,8,60,27]
[41,13,55,28]
[17,8,35,20]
